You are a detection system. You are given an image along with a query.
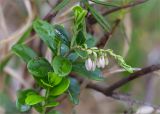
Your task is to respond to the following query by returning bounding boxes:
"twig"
[105,64,160,94]
[73,75,160,110]
[43,0,63,22]
[103,67,141,77]
[96,19,121,48]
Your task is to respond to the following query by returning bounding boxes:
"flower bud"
[85,58,93,71]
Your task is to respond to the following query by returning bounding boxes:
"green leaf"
[52,56,72,77]
[50,78,70,96]
[53,0,71,12]
[40,79,53,88]
[86,34,97,48]
[33,19,58,54]
[44,101,59,107]
[25,94,45,105]
[107,49,133,73]
[16,101,30,112]
[12,44,37,63]
[91,0,119,7]
[75,48,88,58]
[17,26,32,44]
[54,24,70,46]
[61,44,69,56]
[27,57,53,77]
[87,5,110,31]
[72,62,104,81]
[16,89,36,112]
[73,6,87,27]
[67,53,79,62]
[48,72,62,86]
[0,54,12,72]
[71,6,87,47]
[68,78,80,105]
[76,31,86,45]
[33,104,43,113]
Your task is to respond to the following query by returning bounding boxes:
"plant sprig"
[11,4,133,114]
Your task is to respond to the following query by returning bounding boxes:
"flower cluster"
[85,55,109,71]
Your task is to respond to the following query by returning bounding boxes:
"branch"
[105,64,160,94]
[74,74,160,110]
[96,19,121,48]
[72,64,160,109]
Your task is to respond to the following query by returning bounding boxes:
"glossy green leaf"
[86,34,97,48]
[73,6,87,27]
[54,24,70,45]
[12,44,37,63]
[52,56,72,77]
[40,79,53,88]
[27,57,53,77]
[33,19,58,54]
[61,44,69,56]
[76,31,86,45]
[25,94,45,105]
[50,78,70,96]
[48,72,62,86]
[16,101,30,112]
[72,62,104,81]
[67,53,79,62]
[16,89,36,112]
[87,5,110,31]
[33,104,43,113]
[44,101,59,107]
[68,78,80,105]
[17,27,32,44]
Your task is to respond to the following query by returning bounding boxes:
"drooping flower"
[91,61,96,71]
[100,56,105,68]
[96,57,101,68]
[85,58,93,71]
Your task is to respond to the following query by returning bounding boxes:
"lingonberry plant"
[11,4,133,114]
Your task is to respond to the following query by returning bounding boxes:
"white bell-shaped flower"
[96,57,101,68]
[85,58,93,71]
[96,56,105,68]
[100,56,105,68]
[91,61,96,71]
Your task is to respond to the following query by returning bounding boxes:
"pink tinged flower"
[100,56,105,68]
[96,58,101,68]
[91,61,96,71]
[85,58,93,71]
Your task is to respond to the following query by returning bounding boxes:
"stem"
[42,89,50,114]
[57,41,61,56]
